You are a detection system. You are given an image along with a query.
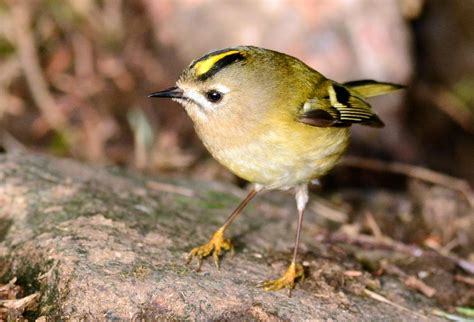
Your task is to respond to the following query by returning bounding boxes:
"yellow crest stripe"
[194,50,241,76]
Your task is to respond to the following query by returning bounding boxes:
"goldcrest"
[149,46,403,293]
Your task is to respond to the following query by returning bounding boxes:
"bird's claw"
[186,227,233,270]
[258,262,304,296]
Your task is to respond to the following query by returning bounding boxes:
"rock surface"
[0,152,443,320]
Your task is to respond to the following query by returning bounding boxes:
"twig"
[0,278,17,293]
[363,288,428,320]
[146,181,196,197]
[327,232,474,275]
[418,84,474,134]
[432,309,472,322]
[0,292,38,310]
[310,196,349,223]
[440,238,460,255]
[381,262,436,297]
[404,276,436,298]
[340,156,474,208]
[364,212,383,240]
[329,232,423,257]
[454,275,474,287]
[9,1,66,131]
[435,89,474,134]
[0,130,27,153]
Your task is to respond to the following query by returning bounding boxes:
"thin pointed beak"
[148,86,184,99]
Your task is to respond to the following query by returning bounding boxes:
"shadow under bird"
[149,45,404,294]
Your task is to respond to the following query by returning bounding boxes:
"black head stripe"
[190,48,236,69]
[197,53,245,81]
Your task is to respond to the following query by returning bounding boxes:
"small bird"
[149,46,403,293]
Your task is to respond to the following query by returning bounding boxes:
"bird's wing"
[297,82,385,128]
[343,79,405,98]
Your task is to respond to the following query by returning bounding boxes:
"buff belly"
[200,124,350,189]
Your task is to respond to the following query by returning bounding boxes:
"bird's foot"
[258,262,304,295]
[186,227,233,270]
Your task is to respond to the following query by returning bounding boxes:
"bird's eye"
[206,90,223,103]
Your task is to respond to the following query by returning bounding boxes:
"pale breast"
[197,120,350,189]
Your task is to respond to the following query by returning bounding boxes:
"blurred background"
[2,0,474,310]
[0,0,472,184]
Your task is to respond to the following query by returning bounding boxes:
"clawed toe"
[258,262,304,295]
[186,227,233,270]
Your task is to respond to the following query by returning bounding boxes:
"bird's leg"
[259,184,308,295]
[187,186,259,270]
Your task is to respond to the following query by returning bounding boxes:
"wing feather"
[343,79,405,98]
[297,82,385,128]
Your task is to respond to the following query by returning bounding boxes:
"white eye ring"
[213,84,230,94]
